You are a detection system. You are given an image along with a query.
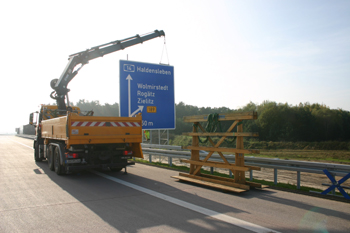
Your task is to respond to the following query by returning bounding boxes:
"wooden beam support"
[246,165,261,171]
[189,123,200,175]
[176,111,263,192]
[192,121,241,175]
[234,123,245,184]
[193,121,239,176]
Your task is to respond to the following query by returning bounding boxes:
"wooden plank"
[200,174,266,189]
[172,175,248,192]
[200,173,236,183]
[246,165,261,171]
[182,132,259,137]
[181,159,250,171]
[246,181,269,189]
[183,111,257,122]
[178,173,249,190]
[190,174,267,189]
[183,146,260,154]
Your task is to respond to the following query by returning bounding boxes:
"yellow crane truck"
[30,30,165,175]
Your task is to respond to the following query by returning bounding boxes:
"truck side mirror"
[29,113,34,125]
[29,112,36,126]
[29,111,39,126]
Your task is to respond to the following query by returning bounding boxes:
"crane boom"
[50,30,165,110]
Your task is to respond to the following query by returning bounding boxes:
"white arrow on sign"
[126,74,144,117]
[130,105,144,117]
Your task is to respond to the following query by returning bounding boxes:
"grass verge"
[254,149,350,164]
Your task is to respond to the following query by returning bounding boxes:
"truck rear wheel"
[54,147,64,175]
[110,167,123,172]
[47,146,54,171]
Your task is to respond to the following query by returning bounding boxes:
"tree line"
[75,99,119,117]
[175,101,350,142]
[74,99,350,142]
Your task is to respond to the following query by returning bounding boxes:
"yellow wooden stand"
[172,111,266,192]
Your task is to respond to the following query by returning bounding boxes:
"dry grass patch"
[254,149,350,164]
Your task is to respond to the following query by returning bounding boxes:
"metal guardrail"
[141,143,350,191]
[16,134,36,140]
[16,135,350,192]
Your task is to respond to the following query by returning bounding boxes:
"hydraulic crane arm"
[50,30,165,110]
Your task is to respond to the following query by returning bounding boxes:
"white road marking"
[92,171,280,233]
[10,139,33,149]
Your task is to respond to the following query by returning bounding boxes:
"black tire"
[110,167,123,172]
[54,147,63,175]
[34,142,42,162]
[47,146,54,171]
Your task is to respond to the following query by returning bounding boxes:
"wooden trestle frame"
[172,111,266,193]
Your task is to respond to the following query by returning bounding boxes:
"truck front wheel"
[34,142,42,162]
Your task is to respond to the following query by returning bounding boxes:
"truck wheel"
[110,167,122,172]
[47,146,55,171]
[34,142,42,162]
[54,147,63,175]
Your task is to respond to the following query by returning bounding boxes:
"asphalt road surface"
[1,136,349,233]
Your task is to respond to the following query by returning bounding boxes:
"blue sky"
[0,0,349,133]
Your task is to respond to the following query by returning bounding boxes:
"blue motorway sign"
[119,60,175,129]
